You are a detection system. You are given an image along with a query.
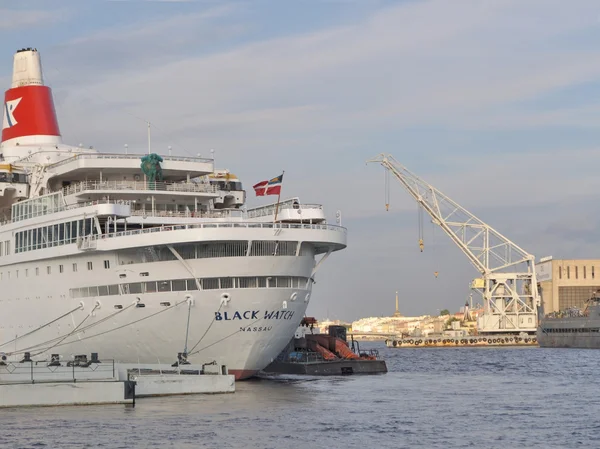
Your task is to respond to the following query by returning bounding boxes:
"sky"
[2,0,600,321]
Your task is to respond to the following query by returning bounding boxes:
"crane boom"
[368,153,541,334]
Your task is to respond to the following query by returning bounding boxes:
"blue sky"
[2,0,600,320]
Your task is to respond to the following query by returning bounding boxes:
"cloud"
[0,9,68,31]
[48,0,600,158]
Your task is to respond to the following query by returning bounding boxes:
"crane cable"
[433,221,439,278]
[384,168,390,211]
[418,204,424,252]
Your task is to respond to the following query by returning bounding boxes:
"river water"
[1,343,599,449]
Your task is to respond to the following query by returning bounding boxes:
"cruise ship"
[0,48,347,379]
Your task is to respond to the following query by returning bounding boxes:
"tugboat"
[537,290,600,348]
[262,318,387,376]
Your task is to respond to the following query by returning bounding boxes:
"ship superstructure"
[0,48,347,379]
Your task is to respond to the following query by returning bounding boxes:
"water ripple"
[1,344,599,448]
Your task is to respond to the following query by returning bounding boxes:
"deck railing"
[60,180,217,196]
[47,152,213,169]
[129,209,242,219]
[247,202,323,219]
[90,221,346,243]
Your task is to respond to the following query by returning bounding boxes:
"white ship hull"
[0,242,332,379]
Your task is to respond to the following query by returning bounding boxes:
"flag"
[253,173,283,196]
[253,180,268,196]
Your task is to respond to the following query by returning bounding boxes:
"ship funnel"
[1,48,62,147]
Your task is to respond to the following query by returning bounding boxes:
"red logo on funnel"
[1,85,61,143]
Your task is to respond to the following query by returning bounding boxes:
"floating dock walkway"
[0,353,234,408]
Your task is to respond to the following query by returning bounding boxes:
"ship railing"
[90,221,346,242]
[8,199,132,224]
[60,180,218,196]
[129,209,243,219]
[0,359,116,384]
[246,201,324,219]
[47,152,213,169]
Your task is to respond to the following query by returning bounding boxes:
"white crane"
[367,153,541,334]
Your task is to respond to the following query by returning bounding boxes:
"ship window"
[575,266,578,279]
[144,282,157,293]
[46,266,51,275]
[202,278,219,290]
[15,270,18,278]
[593,267,596,279]
[88,286,99,297]
[98,286,109,296]
[25,269,28,277]
[35,267,39,276]
[108,285,119,295]
[220,277,233,289]
[128,283,143,294]
[559,267,562,279]
[140,272,149,277]
[87,262,93,271]
[73,263,77,272]
[158,281,171,292]
[567,266,570,279]
[584,266,587,279]
[104,260,110,269]
[238,277,257,289]
[257,277,267,288]
[59,265,64,274]
[278,277,292,288]
[172,279,187,291]
[186,279,199,290]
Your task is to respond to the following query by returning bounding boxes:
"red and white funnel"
[1,48,61,147]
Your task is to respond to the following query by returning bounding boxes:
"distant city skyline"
[2,1,600,320]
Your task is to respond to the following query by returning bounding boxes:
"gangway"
[367,154,541,334]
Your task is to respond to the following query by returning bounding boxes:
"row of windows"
[69,276,311,298]
[1,260,108,279]
[15,218,98,254]
[0,172,27,183]
[559,265,596,280]
[558,286,600,311]
[12,191,63,222]
[118,241,308,264]
[542,328,600,333]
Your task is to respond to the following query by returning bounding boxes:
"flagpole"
[274,171,284,222]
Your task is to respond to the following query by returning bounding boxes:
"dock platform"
[0,353,234,408]
[385,335,538,348]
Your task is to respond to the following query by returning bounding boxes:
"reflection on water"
[1,342,599,449]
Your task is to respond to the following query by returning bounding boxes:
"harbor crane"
[367,153,541,334]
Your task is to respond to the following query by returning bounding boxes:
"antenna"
[147,121,151,155]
